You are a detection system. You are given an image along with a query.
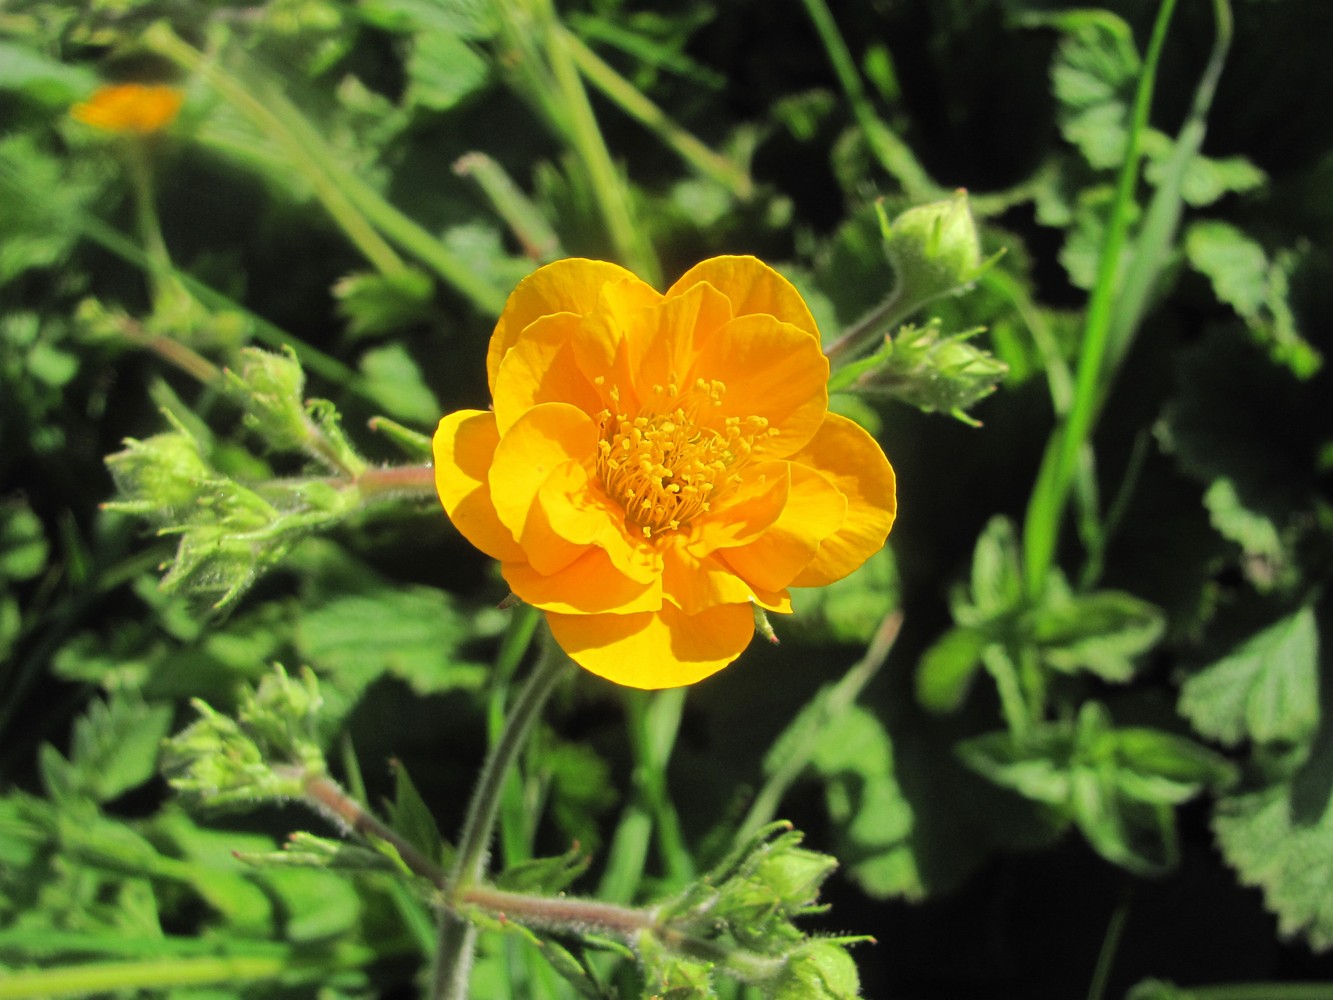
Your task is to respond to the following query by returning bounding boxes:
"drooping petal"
[546,602,755,689]
[534,461,660,584]
[504,547,661,615]
[488,402,598,541]
[486,259,656,392]
[666,255,821,343]
[789,412,897,587]
[687,314,829,458]
[433,410,526,562]
[492,313,611,435]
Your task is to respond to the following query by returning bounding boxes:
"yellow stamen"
[595,380,769,539]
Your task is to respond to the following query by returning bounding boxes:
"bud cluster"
[641,823,864,999]
[163,665,328,806]
[103,347,383,607]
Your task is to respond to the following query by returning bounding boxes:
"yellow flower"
[70,83,184,135]
[434,256,896,689]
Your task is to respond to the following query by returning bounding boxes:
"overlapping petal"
[686,314,829,457]
[720,463,848,592]
[666,255,820,343]
[486,259,657,392]
[488,402,598,542]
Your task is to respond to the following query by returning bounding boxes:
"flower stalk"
[432,631,574,1000]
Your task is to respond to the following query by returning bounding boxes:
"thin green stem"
[800,0,941,201]
[561,26,752,200]
[0,950,371,1000]
[1086,897,1130,1000]
[432,631,573,1000]
[825,286,911,367]
[304,773,447,882]
[598,687,691,902]
[455,152,563,262]
[526,0,661,284]
[738,611,903,841]
[1020,0,1179,599]
[489,604,544,869]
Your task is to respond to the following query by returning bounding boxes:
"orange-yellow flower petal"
[492,312,610,435]
[632,280,735,394]
[720,463,848,592]
[686,460,790,555]
[546,602,755,689]
[432,410,526,563]
[71,83,183,135]
[503,547,661,615]
[486,259,659,393]
[789,412,897,588]
[534,461,660,584]
[488,402,598,542]
[662,541,759,616]
[688,314,829,457]
[666,255,820,343]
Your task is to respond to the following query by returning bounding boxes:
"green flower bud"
[163,666,328,807]
[753,844,838,912]
[881,190,984,307]
[226,346,310,453]
[104,427,216,522]
[771,940,862,1000]
[857,320,1008,419]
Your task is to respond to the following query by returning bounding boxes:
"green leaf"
[1186,220,1270,317]
[386,759,446,869]
[406,32,490,111]
[1185,221,1321,379]
[494,845,589,895]
[1112,727,1238,805]
[1034,11,1140,169]
[1148,152,1266,208]
[1032,583,1164,682]
[296,582,488,705]
[333,268,435,339]
[0,41,98,105]
[915,625,988,713]
[81,698,175,804]
[0,501,47,582]
[1203,477,1284,565]
[957,727,1074,806]
[1213,716,1333,950]
[789,548,899,644]
[358,343,442,425]
[1178,606,1320,748]
[797,704,921,900]
[961,515,1023,623]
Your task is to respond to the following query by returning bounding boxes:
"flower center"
[595,379,773,539]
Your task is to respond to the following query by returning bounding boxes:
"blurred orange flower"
[71,83,183,135]
[434,256,896,689]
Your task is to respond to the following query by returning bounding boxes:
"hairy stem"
[432,633,573,1000]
